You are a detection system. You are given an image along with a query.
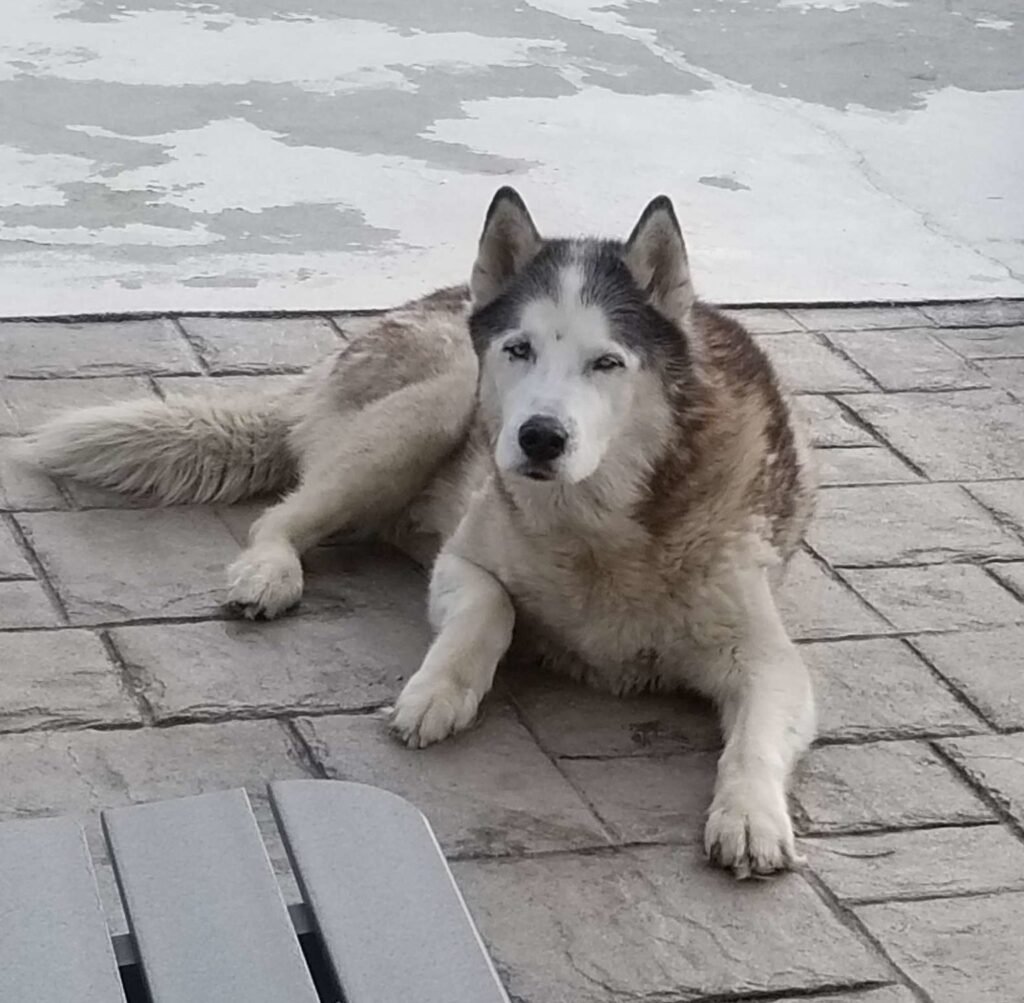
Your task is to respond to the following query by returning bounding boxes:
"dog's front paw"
[705,785,800,880]
[225,545,303,620]
[391,674,481,749]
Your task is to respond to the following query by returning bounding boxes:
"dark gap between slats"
[117,931,342,1003]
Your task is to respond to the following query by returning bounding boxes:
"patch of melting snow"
[975,17,1014,31]
[777,0,908,10]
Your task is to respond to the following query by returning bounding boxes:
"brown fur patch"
[329,298,473,413]
[634,302,809,561]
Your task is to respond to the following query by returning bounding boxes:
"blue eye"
[592,354,624,372]
[504,340,532,361]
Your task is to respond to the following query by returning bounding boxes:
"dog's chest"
[497,536,699,691]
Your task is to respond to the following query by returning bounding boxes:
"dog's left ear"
[623,195,694,323]
[471,187,542,308]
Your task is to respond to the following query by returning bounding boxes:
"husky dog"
[22,189,816,878]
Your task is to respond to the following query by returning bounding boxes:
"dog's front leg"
[391,551,514,748]
[700,569,815,879]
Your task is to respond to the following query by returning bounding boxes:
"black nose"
[518,416,568,463]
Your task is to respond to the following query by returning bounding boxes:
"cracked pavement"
[2,299,1024,1002]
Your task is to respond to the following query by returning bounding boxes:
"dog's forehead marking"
[518,263,611,350]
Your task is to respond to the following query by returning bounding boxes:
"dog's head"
[469,187,695,485]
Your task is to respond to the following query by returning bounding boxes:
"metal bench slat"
[103,788,319,1003]
[271,779,509,1003]
[0,816,125,1002]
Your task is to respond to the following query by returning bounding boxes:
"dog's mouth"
[520,464,556,482]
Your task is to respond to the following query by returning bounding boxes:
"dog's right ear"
[470,187,542,308]
[623,195,694,324]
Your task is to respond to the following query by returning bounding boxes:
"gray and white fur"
[20,188,817,879]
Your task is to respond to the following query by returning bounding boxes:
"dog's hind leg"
[390,551,515,747]
[693,566,815,879]
[227,362,475,619]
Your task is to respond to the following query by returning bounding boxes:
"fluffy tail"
[17,390,295,504]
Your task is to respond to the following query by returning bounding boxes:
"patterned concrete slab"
[2,2,1023,315]
[0,301,1023,999]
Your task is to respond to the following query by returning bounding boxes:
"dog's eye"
[504,341,533,361]
[591,354,625,372]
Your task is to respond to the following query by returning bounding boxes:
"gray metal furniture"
[0,779,508,1002]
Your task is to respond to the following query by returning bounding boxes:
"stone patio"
[2,300,1024,1003]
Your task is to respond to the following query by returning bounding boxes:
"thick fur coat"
[22,189,816,878]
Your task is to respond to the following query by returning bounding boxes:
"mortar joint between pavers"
[98,629,156,726]
[801,542,895,628]
[324,314,352,343]
[983,564,1024,605]
[846,885,1024,909]
[829,397,930,479]
[152,702,392,730]
[504,690,619,848]
[928,740,1024,846]
[814,330,888,393]
[170,316,212,376]
[799,868,935,1003]
[146,374,166,401]
[664,980,902,1003]
[282,718,331,779]
[961,484,1024,545]
[903,636,1004,734]
[3,512,70,624]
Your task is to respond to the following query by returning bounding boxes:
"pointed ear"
[623,195,694,322]
[470,187,542,308]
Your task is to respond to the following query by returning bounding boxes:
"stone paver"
[843,389,1024,480]
[756,332,874,393]
[721,306,802,333]
[298,706,609,857]
[857,893,1024,1003]
[913,627,1024,729]
[2,301,1024,998]
[826,328,989,391]
[808,484,1024,567]
[17,508,241,623]
[919,300,1024,327]
[794,741,993,834]
[559,752,717,845]
[177,316,339,374]
[0,319,197,378]
[0,718,311,822]
[805,825,1024,903]
[0,579,60,628]
[964,480,1024,535]
[454,846,890,1003]
[778,550,889,639]
[111,611,428,722]
[792,395,876,447]
[816,446,919,487]
[792,305,934,330]
[805,638,981,741]
[933,324,1024,357]
[156,373,302,398]
[0,443,66,510]
[508,669,720,758]
[977,357,1024,398]
[0,376,155,435]
[991,561,1024,598]
[776,991,914,1003]
[941,733,1024,827]
[841,563,1024,632]
[0,519,32,578]
[0,629,140,732]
